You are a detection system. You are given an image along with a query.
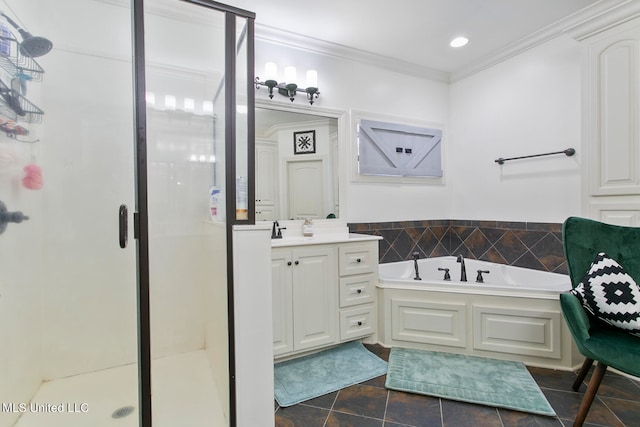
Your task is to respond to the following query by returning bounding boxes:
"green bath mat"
[385,347,556,416]
[274,341,388,407]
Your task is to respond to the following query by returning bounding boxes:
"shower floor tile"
[14,350,226,427]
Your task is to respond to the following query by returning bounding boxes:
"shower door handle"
[119,204,128,248]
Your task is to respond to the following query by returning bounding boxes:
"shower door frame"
[130,1,256,426]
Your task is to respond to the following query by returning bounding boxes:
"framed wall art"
[293,130,316,154]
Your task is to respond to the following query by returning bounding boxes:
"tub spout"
[412,252,422,280]
[457,254,467,282]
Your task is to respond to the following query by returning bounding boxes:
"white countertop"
[270,232,382,247]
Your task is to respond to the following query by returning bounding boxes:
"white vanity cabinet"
[271,236,380,358]
[272,245,338,357]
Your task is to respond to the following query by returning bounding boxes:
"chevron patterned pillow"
[571,252,640,337]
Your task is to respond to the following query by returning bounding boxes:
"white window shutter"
[358,119,442,177]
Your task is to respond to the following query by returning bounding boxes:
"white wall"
[256,33,584,224]
[255,38,451,222]
[449,35,583,223]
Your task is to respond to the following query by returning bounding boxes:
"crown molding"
[260,118,332,139]
[94,0,226,27]
[255,24,451,84]
[451,0,635,82]
[94,0,638,85]
[564,0,640,40]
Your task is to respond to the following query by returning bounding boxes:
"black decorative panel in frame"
[293,130,316,154]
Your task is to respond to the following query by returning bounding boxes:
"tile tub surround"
[348,220,566,274]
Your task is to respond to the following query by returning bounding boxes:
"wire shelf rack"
[0,77,43,124]
[0,35,44,82]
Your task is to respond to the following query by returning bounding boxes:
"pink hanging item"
[22,163,43,190]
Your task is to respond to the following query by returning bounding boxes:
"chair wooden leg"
[573,358,594,391]
[573,362,607,427]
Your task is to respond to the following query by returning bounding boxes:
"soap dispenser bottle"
[302,218,314,237]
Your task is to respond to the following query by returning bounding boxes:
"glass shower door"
[0,1,141,426]
[0,0,253,425]
[142,1,234,425]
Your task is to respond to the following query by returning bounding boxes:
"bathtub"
[378,256,571,298]
[376,256,580,370]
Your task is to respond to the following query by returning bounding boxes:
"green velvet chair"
[561,216,640,427]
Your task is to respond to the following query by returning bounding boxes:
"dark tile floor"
[274,344,640,427]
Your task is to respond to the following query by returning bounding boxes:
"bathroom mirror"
[255,100,344,221]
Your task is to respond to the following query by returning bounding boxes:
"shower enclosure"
[0,0,254,426]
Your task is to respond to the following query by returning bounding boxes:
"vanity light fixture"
[255,62,320,105]
[450,36,469,48]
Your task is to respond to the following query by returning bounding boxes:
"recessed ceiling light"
[450,37,469,48]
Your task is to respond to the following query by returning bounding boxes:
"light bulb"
[202,101,213,115]
[450,37,469,48]
[164,95,176,111]
[146,92,156,106]
[284,66,296,83]
[306,70,318,88]
[184,98,195,113]
[265,62,278,81]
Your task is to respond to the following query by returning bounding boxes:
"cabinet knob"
[356,258,362,263]
[287,261,292,266]
[357,321,363,326]
[357,289,362,294]
[294,260,299,265]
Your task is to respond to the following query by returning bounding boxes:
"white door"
[287,159,324,219]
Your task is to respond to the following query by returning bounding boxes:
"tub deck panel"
[377,256,579,370]
[472,306,562,359]
[391,299,466,348]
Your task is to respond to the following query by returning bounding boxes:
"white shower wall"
[1,0,227,391]
[0,141,44,426]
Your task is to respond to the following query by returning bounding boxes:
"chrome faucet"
[456,254,467,282]
[412,252,422,280]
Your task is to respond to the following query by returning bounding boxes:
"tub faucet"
[457,254,467,282]
[412,252,422,281]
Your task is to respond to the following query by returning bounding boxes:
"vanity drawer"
[339,244,377,276]
[339,274,376,308]
[340,305,376,341]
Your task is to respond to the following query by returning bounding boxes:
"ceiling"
[227,0,606,77]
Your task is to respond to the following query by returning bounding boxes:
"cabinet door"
[292,247,338,351]
[587,24,640,196]
[256,204,277,221]
[256,143,278,206]
[271,250,293,356]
